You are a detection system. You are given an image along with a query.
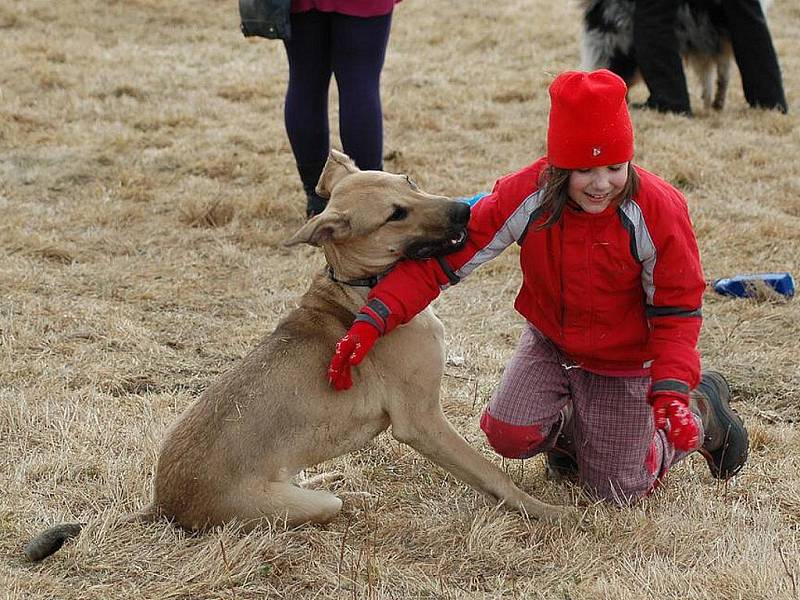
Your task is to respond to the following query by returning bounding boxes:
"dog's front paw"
[552,505,585,527]
[520,498,583,526]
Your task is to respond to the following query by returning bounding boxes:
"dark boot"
[544,403,578,481]
[545,440,578,482]
[296,160,328,218]
[691,371,749,479]
[305,191,327,218]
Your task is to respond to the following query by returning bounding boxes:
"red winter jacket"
[358,158,706,395]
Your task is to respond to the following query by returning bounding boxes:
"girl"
[327,69,748,504]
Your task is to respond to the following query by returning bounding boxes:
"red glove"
[328,321,380,391]
[649,392,700,452]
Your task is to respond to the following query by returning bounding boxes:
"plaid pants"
[479,325,701,504]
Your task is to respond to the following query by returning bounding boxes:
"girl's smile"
[568,163,629,213]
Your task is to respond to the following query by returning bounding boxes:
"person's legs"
[479,326,571,460]
[568,370,702,505]
[284,11,333,217]
[633,0,692,115]
[722,0,788,113]
[330,12,392,171]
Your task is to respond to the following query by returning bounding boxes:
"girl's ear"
[315,150,359,199]
[283,210,352,247]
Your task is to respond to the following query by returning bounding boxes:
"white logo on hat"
[592,147,602,157]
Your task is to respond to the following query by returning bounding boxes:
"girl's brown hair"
[536,163,640,229]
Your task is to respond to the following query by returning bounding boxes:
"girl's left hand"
[649,394,700,452]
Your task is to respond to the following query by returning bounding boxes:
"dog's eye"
[387,206,408,222]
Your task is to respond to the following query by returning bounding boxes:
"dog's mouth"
[403,228,468,260]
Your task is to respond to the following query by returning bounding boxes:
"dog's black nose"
[451,201,471,226]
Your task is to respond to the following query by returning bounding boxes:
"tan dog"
[24,150,575,562]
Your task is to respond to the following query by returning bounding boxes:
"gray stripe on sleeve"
[650,379,691,395]
[355,313,383,333]
[646,305,702,318]
[618,200,657,305]
[454,190,545,280]
[365,298,390,321]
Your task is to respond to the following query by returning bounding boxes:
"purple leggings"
[284,10,392,201]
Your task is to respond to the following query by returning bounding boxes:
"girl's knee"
[479,410,547,459]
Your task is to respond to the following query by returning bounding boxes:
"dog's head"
[285,150,469,277]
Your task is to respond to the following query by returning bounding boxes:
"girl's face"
[567,163,629,214]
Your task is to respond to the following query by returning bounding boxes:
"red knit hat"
[546,69,634,169]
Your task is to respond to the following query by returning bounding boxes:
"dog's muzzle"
[405,228,468,260]
[404,201,470,260]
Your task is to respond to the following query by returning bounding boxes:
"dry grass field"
[2,0,799,598]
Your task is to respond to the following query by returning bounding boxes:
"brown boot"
[691,371,749,479]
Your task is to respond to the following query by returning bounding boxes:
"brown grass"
[2,0,799,598]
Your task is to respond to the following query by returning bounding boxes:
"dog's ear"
[283,211,352,247]
[315,150,359,199]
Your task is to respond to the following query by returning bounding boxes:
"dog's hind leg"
[297,472,345,489]
[221,479,343,529]
[688,55,716,110]
[390,406,576,522]
[713,43,733,110]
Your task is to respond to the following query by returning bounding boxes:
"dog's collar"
[327,265,381,288]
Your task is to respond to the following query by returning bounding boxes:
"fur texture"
[24,150,576,562]
[579,0,772,110]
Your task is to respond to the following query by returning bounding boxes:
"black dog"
[579,0,772,110]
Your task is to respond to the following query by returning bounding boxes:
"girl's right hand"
[328,321,380,391]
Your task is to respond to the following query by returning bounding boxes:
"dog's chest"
[373,308,445,378]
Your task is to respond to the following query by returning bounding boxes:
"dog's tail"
[23,522,85,562]
[23,503,160,562]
